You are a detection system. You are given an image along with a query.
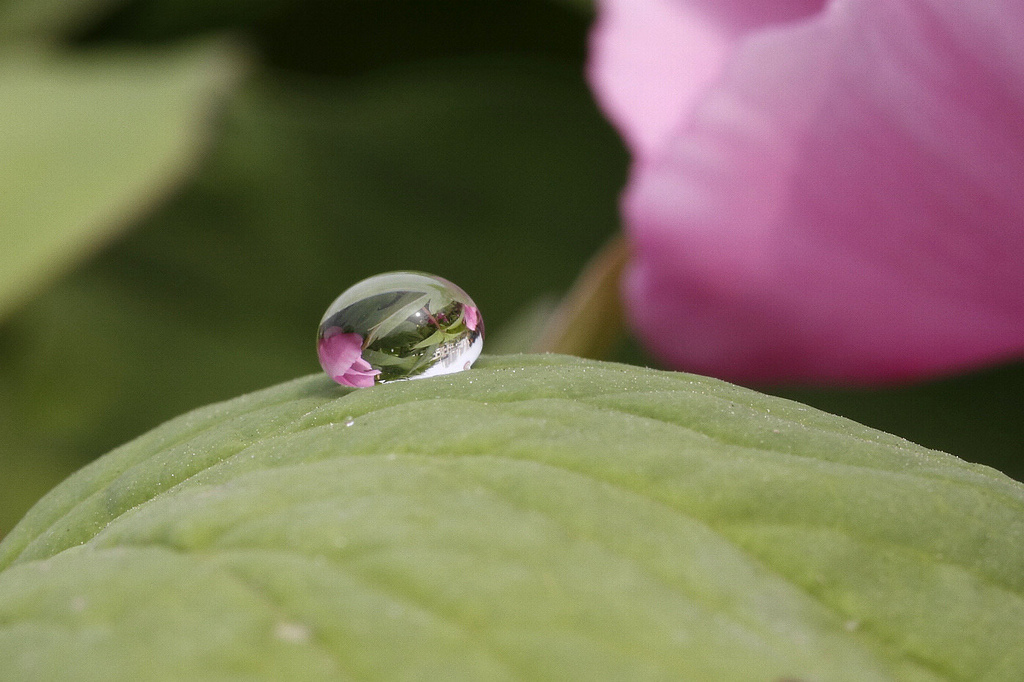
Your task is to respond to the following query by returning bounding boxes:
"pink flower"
[589,0,1024,384]
[463,305,480,332]
[317,328,381,388]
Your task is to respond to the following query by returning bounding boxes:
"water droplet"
[318,272,484,387]
[343,417,355,427]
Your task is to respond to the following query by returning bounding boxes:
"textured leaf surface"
[1,355,1022,680]
[0,42,241,320]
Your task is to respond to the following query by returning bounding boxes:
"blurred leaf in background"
[0,37,246,531]
[0,0,120,39]
[0,41,241,320]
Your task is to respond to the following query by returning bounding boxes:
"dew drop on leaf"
[317,272,484,387]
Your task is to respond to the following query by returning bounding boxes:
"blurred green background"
[1,0,1022,536]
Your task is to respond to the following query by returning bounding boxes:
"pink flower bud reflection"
[317,328,381,388]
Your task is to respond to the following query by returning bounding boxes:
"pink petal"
[343,352,381,388]
[588,0,729,160]
[587,0,823,160]
[601,0,1024,383]
[463,305,479,332]
[678,0,826,33]
[350,355,376,373]
[335,368,381,388]
[318,329,375,386]
[339,368,379,388]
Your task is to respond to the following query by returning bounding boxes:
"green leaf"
[0,42,243,321]
[1,355,1022,680]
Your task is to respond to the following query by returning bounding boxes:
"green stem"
[531,234,629,359]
